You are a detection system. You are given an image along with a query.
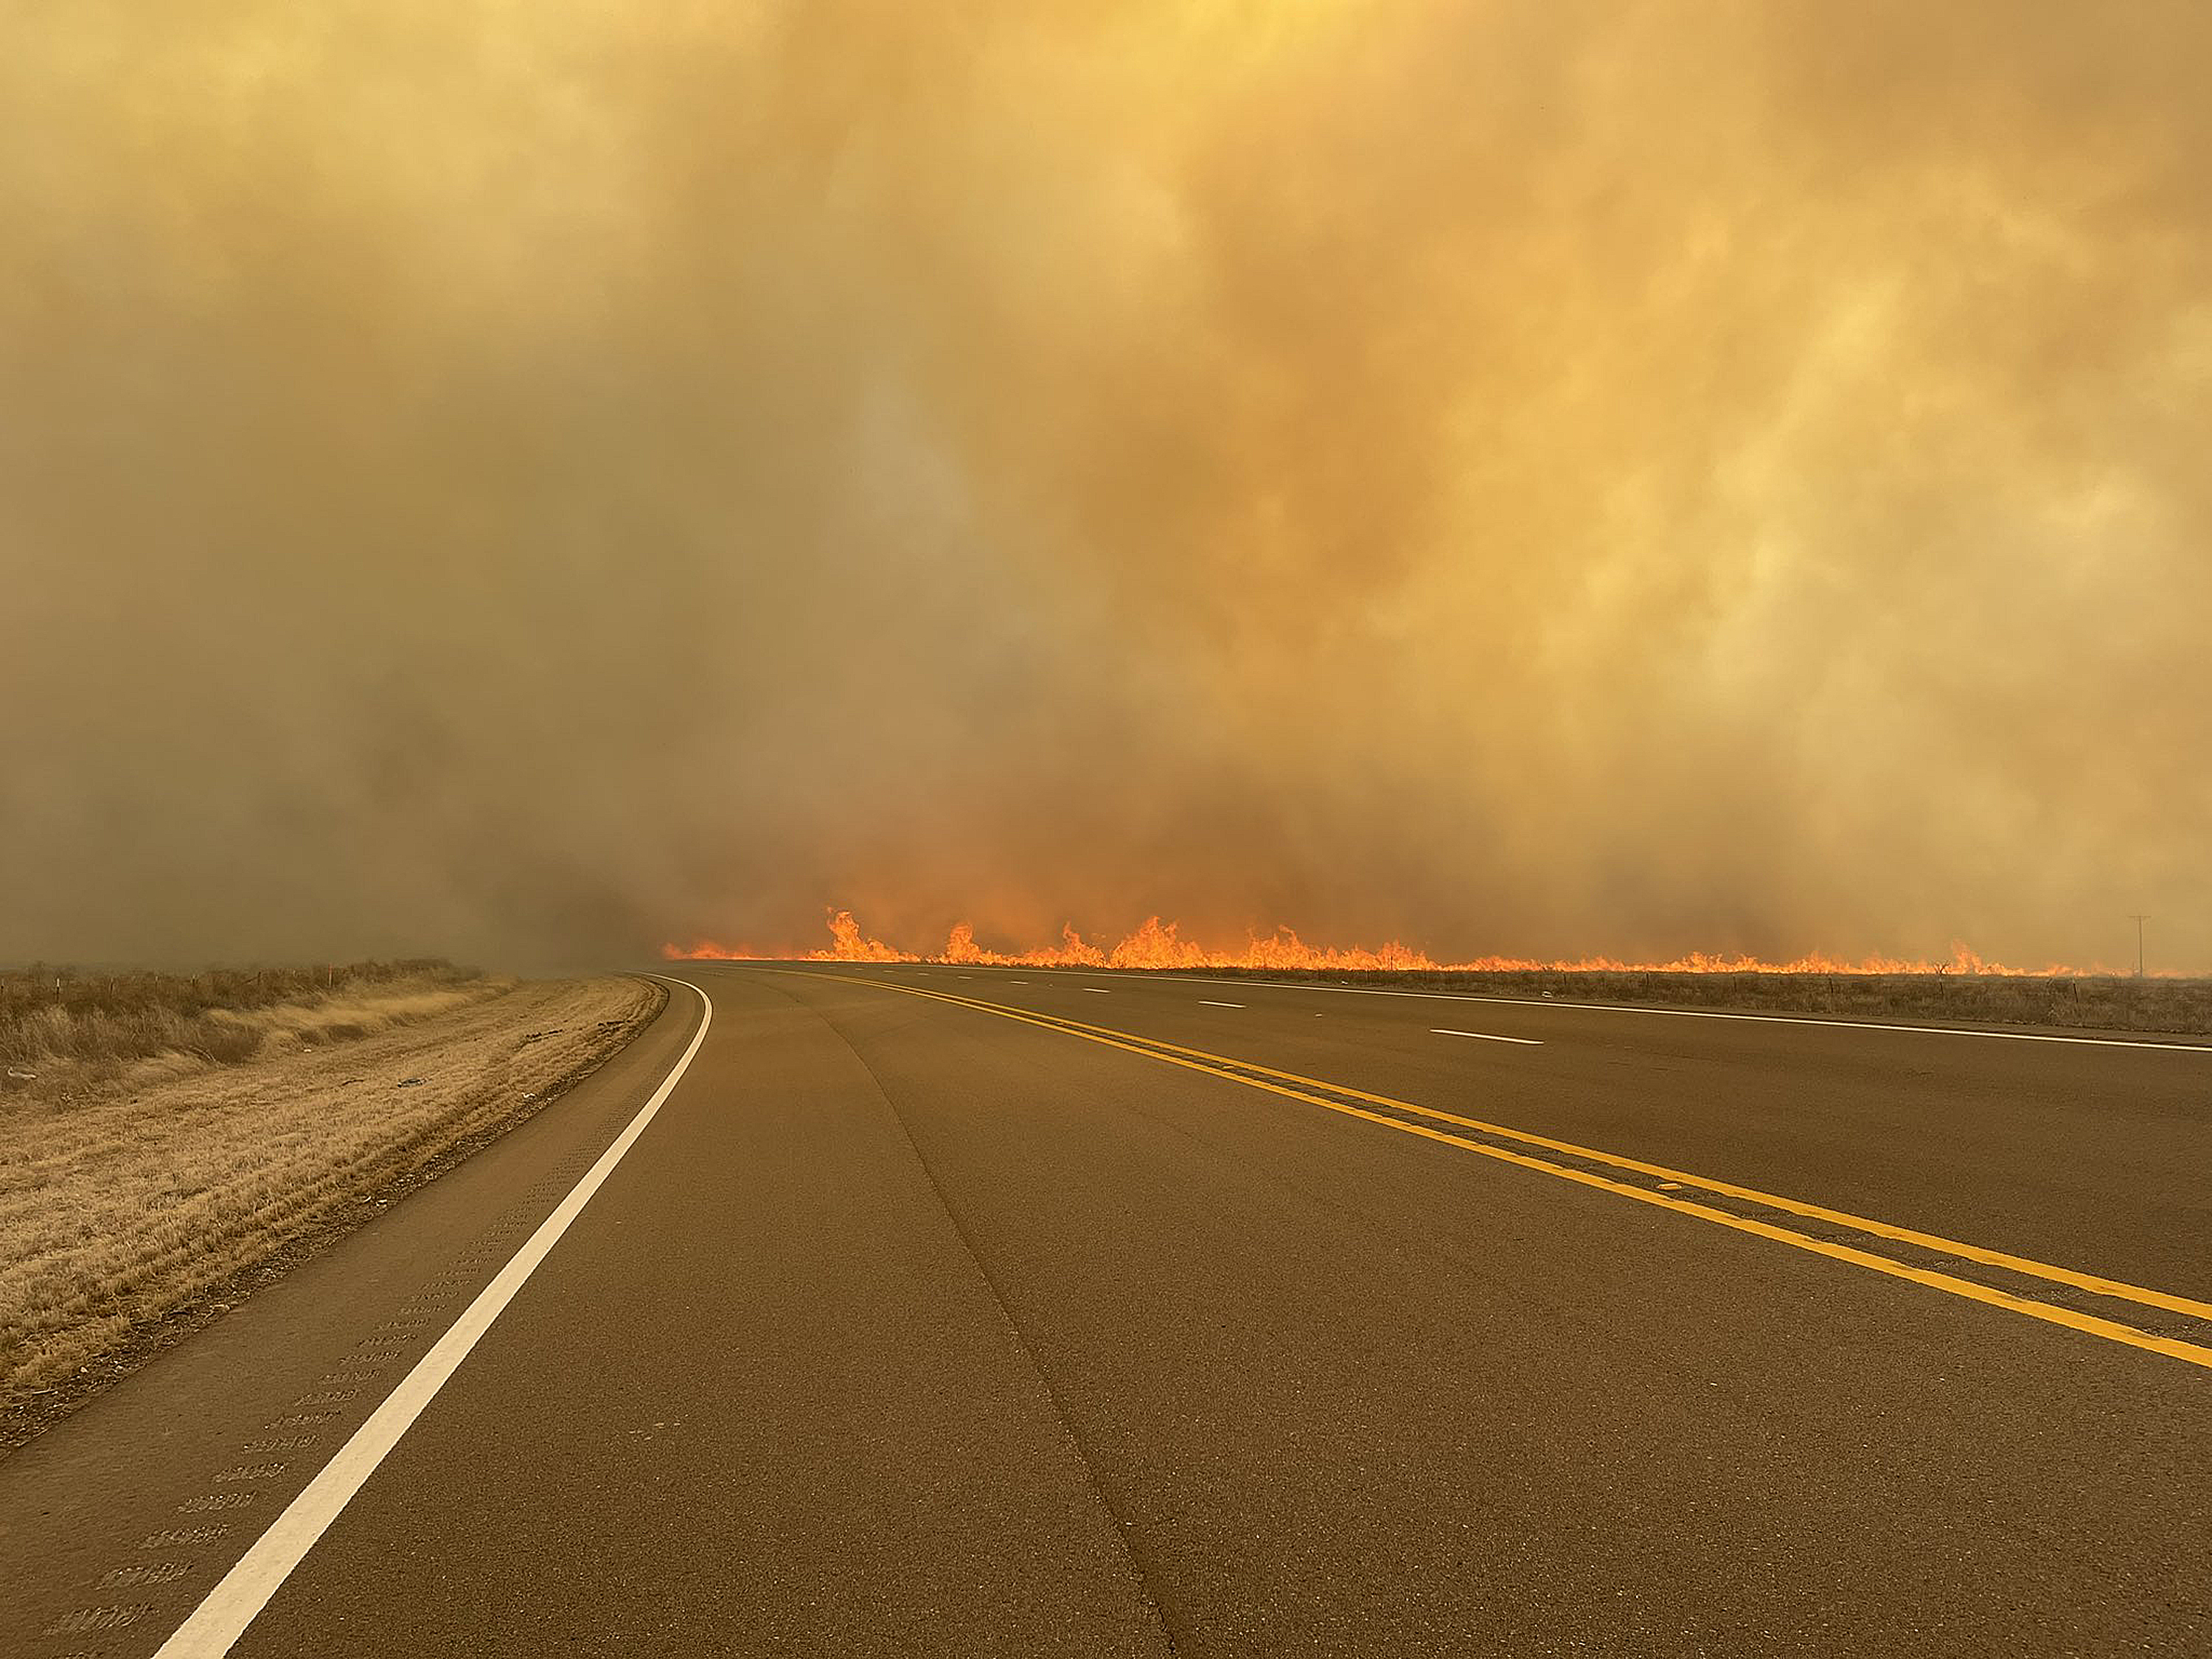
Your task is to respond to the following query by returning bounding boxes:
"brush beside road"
[4,962,2205,1655]
[0,969,661,1445]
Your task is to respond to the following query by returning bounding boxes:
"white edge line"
[1433,1027,1543,1046]
[898,965,2211,1053]
[153,974,714,1659]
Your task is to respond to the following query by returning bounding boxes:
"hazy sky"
[4,1,2208,970]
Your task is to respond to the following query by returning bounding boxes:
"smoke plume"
[4,1,2208,970]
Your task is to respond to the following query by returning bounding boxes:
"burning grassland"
[667,911,2211,1035]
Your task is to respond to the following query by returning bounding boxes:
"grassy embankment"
[0,961,663,1442]
[1177,967,2212,1035]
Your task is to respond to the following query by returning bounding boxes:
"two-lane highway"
[4,964,2207,1655]
[884,963,2212,1300]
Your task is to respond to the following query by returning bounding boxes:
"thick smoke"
[4,1,2208,970]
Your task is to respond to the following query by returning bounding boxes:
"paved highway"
[4,963,2208,1655]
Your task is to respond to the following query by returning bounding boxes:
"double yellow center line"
[802,969,2212,1374]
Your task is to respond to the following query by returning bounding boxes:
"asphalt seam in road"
[788,984,1189,1656]
[795,970,2212,1374]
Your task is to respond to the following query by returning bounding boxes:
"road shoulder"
[0,980,700,1655]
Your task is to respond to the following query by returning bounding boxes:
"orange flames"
[665,910,2100,976]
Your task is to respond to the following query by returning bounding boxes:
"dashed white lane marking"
[151,977,715,1659]
[1433,1027,1544,1046]
[1199,1000,1245,1009]
[1082,987,1110,994]
[987,969,2212,1053]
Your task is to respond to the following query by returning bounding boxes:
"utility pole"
[2128,913,2149,978]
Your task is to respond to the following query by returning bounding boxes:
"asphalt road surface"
[4,963,2208,1656]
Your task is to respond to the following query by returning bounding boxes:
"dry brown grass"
[0,974,661,1430]
[0,959,487,1099]
[1182,967,2212,1034]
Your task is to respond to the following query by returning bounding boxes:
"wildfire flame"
[665,910,2107,976]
